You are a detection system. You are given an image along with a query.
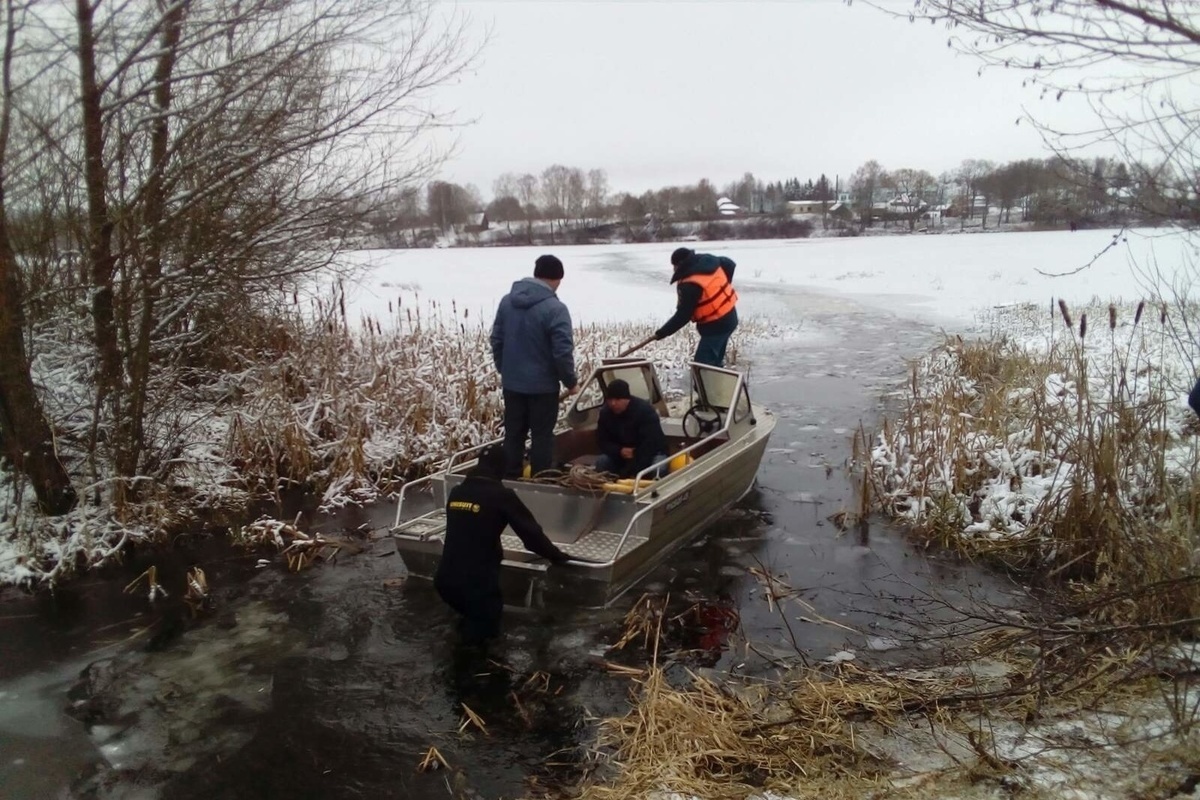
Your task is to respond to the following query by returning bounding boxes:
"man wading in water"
[434,444,569,646]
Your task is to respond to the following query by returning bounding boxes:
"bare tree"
[492,172,518,204]
[615,192,646,223]
[649,186,681,220]
[890,167,936,231]
[850,160,886,228]
[540,164,572,238]
[396,187,425,246]
[486,194,522,225]
[6,0,473,487]
[677,181,713,220]
[74,0,121,444]
[514,172,538,243]
[427,181,468,232]
[565,166,586,227]
[694,178,718,218]
[586,168,608,225]
[0,0,76,513]
[889,0,1200,225]
[489,174,521,227]
[985,162,1030,224]
[955,159,994,229]
[725,172,759,214]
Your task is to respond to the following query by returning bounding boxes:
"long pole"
[617,335,656,358]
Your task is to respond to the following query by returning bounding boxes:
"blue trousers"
[694,331,733,367]
[1189,376,1200,418]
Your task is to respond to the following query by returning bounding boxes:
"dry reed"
[580,656,1011,800]
[223,291,778,511]
[870,298,1200,625]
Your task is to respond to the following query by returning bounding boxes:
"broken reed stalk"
[586,575,1200,799]
[585,642,1086,800]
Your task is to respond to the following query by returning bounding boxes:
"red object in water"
[692,602,739,653]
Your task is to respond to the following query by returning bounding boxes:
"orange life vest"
[680,269,738,324]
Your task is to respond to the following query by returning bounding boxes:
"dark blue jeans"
[694,331,733,367]
[502,390,560,477]
[1189,376,1200,418]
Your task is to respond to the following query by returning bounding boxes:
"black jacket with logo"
[435,469,569,590]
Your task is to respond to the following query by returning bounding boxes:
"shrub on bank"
[870,300,1200,622]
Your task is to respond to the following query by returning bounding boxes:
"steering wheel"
[681,405,724,438]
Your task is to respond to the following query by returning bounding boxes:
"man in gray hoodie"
[490,255,579,477]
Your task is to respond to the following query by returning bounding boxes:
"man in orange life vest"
[653,248,739,367]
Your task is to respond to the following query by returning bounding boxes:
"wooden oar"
[617,335,656,358]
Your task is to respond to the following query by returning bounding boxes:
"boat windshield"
[567,360,668,428]
[690,363,742,411]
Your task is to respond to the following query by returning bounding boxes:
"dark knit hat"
[604,379,631,400]
[475,443,506,473]
[534,254,564,280]
[670,247,694,267]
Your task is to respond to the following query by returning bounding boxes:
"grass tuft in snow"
[870,299,1200,624]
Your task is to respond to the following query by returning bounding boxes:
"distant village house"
[464,211,489,234]
[786,199,830,215]
[717,197,743,216]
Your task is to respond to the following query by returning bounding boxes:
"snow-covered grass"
[869,297,1200,620]
[223,296,718,511]
[583,627,1200,800]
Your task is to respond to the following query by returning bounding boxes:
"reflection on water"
[0,282,1028,799]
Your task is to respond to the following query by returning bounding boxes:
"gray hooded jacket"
[490,277,577,394]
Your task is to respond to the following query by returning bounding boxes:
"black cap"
[475,443,506,473]
[534,254,564,280]
[604,379,631,400]
[670,247,693,267]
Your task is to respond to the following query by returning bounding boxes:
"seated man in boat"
[435,444,570,646]
[594,379,669,479]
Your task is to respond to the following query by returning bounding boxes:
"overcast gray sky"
[431,0,1100,198]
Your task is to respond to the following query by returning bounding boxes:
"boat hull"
[393,361,774,608]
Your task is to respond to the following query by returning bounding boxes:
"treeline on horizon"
[367,155,1193,247]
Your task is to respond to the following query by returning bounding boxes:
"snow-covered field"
[339,227,1193,332]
